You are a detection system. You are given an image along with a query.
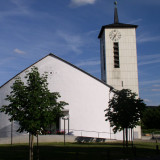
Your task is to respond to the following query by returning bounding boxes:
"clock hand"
[113,33,117,39]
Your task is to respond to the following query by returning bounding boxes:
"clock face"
[109,30,121,41]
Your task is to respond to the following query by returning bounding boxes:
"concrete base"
[0,135,75,144]
[0,135,116,144]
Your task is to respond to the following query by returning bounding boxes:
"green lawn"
[0,141,160,160]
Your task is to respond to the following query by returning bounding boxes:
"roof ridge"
[0,54,50,89]
[0,53,113,89]
[49,53,113,89]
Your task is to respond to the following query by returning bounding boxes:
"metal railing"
[67,129,114,139]
[0,128,116,144]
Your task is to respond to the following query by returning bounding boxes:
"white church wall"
[104,28,139,95]
[35,55,113,139]
[0,55,124,140]
[100,27,141,139]
[0,71,29,138]
[0,85,12,138]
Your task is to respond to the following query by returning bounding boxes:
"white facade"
[0,54,123,139]
[99,20,141,138]
[99,27,141,139]
[0,5,142,140]
[100,28,139,94]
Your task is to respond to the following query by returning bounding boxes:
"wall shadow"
[75,136,106,143]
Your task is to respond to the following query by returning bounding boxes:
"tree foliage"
[105,89,146,147]
[142,106,160,130]
[105,89,146,133]
[0,67,68,135]
[0,66,68,160]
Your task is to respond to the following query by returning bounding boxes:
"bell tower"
[98,1,139,95]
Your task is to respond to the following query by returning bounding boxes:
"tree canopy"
[142,106,160,130]
[0,67,68,135]
[105,89,146,133]
[0,66,68,160]
[105,89,146,147]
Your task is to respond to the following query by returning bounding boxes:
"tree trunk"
[29,133,34,160]
[123,128,125,148]
[29,133,31,160]
[31,134,34,160]
[129,128,130,142]
[37,134,39,160]
[131,128,133,148]
[125,128,128,147]
[11,121,13,146]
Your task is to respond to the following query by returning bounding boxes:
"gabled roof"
[0,53,113,90]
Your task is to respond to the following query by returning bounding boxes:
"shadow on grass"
[0,142,160,160]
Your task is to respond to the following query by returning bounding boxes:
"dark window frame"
[103,45,106,70]
[113,42,120,68]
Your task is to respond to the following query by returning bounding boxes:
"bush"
[56,130,65,135]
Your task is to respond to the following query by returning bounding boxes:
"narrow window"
[113,42,120,68]
[103,45,106,70]
[122,81,123,87]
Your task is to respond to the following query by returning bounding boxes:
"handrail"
[68,129,114,135]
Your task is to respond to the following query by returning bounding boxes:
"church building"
[0,2,141,140]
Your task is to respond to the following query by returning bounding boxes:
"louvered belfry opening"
[113,42,120,68]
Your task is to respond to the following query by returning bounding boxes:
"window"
[103,45,106,70]
[113,42,120,68]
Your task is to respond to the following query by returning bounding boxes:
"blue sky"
[0,0,160,106]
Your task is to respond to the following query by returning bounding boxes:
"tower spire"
[114,1,119,24]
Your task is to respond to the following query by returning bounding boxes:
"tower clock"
[98,0,141,140]
[98,2,139,95]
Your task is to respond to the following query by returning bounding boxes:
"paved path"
[120,155,160,160]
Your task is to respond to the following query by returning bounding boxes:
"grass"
[0,141,160,160]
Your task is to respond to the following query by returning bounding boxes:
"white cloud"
[138,54,160,66]
[76,59,100,67]
[138,0,160,6]
[10,0,31,14]
[86,29,99,36]
[139,80,160,85]
[70,0,97,7]
[138,54,160,60]
[0,0,32,21]
[88,69,100,74]
[128,18,142,24]
[153,84,160,87]
[138,59,160,66]
[0,0,52,22]
[14,48,26,55]
[144,99,151,103]
[0,57,14,66]
[11,0,25,7]
[152,89,160,92]
[56,31,83,54]
[137,34,160,43]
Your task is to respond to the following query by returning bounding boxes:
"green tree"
[105,89,146,147]
[0,67,68,160]
[142,106,160,130]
